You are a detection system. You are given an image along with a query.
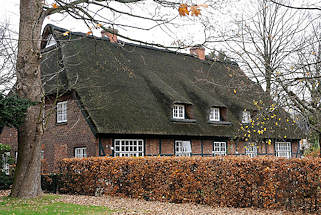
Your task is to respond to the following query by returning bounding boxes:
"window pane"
[75,147,87,158]
[213,142,226,156]
[114,139,144,157]
[57,101,67,123]
[275,142,291,158]
[173,104,185,119]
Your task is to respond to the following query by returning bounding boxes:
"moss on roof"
[40,24,302,139]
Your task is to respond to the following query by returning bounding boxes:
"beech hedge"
[57,156,321,212]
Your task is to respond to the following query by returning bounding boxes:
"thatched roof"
[40,24,302,139]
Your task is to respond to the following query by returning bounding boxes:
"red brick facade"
[0,94,97,172]
[0,94,301,173]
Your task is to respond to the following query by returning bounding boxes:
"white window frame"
[2,152,10,175]
[173,104,185,119]
[209,107,220,121]
[57,101,67,123]
[212,142,227,156]
[175,140,192,156]
[275,142,291,158]
[245,143,257,158]
[75,147,87,158]
[45,34,57,48]
[41,150,44,159]
[242,111,251,124]
[114,139,144,157]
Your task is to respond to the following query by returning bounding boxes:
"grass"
[0,194,114,215]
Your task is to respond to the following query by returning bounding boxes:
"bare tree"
[222,0,308,97]
[270,0,321,12]
[275,22,321,157]
[0,23,16,94]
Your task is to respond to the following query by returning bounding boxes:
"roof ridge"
[43,24,238,67]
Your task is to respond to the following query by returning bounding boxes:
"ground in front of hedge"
[0,190,311,215]
[0,191,114,215]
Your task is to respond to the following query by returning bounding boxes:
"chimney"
[190,45,205,60]
[101,28,118,43]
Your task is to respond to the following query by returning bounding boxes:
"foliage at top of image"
[0,94,35,129]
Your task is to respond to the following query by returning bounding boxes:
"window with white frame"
[45,34,57,48]
[41,150,44,159]
[209,107,220,121]
[114,139,144,157]
[175,140,191,156]
[275,142,291,158]
[75,147,87,158]
[245,143,257,158]
[2,152,10,175]
[212,142,227,156]
[57,101,67,123]
[172,104,185,119]
[242,111,251,123]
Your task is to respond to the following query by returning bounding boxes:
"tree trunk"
[10,0,45,198]
[319,132,321,158]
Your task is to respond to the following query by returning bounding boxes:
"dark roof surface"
[41,24,302,139]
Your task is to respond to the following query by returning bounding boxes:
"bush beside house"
[0,144,13,190]
[56,156,321,213]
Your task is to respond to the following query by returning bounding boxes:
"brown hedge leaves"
[57,156,321,213]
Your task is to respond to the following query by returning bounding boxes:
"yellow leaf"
[312,51,316,55]
[284,135,287,139]
[190,5,201,16]
[178,4,189,16]
[52,3,58,8]
[96,23,102,28]
[63,31,69,36]
[233,89,237,94]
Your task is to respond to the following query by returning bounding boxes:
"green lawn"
[0,195,114,215]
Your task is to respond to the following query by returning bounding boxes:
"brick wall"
[0,127,18,155]
[41,94,97,172]
[0,93,98,172]
[0,93,302,173]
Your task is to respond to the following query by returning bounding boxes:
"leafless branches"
[0,23,17,94]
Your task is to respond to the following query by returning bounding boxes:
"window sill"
[208,121,232,126]
[171,119,197,123]
[56,122,68,126]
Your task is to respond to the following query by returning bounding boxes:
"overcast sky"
[0,0,241,51]
[1,0,320,51]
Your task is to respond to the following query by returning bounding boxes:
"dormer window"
[242,110,251,124]
[173,104,185,119]
[45,34,57,48]
[209,107,220,121]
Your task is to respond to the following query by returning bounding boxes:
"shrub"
[58,156,321,213]
[0,172,13,190]
[41,174,61,193]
